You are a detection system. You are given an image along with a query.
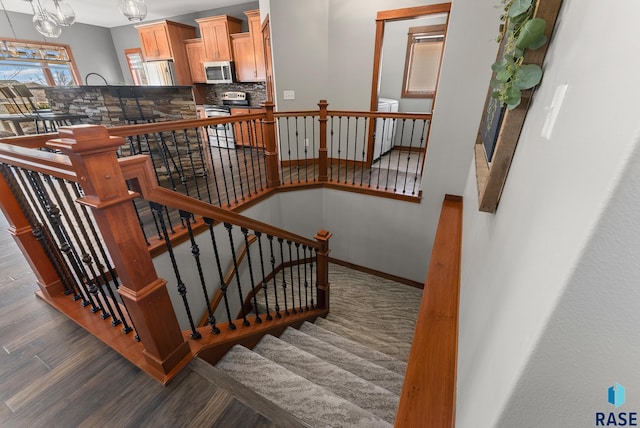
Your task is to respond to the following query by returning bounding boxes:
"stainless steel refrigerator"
[142,60,177,86]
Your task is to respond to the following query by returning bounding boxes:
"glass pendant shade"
[118,0,147,22]
[51,0,75,26]
[33,5,62,38]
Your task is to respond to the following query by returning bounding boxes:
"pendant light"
[50,0,75,26]
[118,0,147,22]
[32,0,62,38]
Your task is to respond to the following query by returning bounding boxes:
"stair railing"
[0,124,331,384]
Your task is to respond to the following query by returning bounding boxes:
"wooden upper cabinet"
[196,15,242,61]
[185,38,206,83]
[138,25,172,60]
[246,10,266,81]
[231,10,266,82]
[135,20,196,85]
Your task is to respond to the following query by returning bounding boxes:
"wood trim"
[475,0,564,213]
[376,3,452,21]
[395,194,462,428]
[329,258,423,289]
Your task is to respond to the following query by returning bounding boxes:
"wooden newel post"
[261,101,281,188]
[0,166,64,297]
[314,229,332,309]
[48,125,191,378]
[318,100,328,182]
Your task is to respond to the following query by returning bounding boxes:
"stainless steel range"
[203,91,249,149]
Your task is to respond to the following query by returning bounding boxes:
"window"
[401,25,446,98]
[0,39,79,86]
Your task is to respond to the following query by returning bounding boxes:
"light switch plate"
[283,90,295,100]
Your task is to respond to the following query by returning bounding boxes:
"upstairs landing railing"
[0,125,331,384]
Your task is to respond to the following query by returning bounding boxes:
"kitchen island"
[43,85,198,128]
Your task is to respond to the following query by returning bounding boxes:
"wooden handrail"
[118,154,320,249]
[395,194,462,428]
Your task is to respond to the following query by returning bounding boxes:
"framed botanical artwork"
[475,0,564,213]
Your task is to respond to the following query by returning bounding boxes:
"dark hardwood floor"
[0,211,307,428]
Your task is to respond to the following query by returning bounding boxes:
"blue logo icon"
[609,384,626,408]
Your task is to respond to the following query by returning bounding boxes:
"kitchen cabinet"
[195,15,242,62]
[135,20,196,85]
[230,10,266,82]
[231,107,265,147]
[185,38,206,83]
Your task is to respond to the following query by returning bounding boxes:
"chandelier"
[3,0,148,38]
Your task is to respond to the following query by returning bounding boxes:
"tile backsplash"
[203,82,267,106]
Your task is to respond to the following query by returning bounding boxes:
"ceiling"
[0,0,250,28]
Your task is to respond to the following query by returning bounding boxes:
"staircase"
[213,263,422,427]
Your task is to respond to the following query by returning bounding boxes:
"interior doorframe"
[367,3,452,166]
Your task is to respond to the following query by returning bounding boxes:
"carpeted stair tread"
[324,314,415,348]
[216,344,392,428]
[279,327,405,395]
[314,316,412,362]
[253,334,399,424]
[325,310,417,345]
[300,321,407,375]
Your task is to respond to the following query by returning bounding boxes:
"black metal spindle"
[225,223,250,327]
[295,243,302,311]
[255,120,266,192]
[393,119,407,193]
[255,232,272,320]
[267,234,281,318]
[73,183,133,335]
[314,248,319,308]
[56,178,118,323]
[232,127,247,203]
[329,116,335,181]
[0,165,79,299]
[294,117,301,183]
[411,120,429,195]
[246,121,259,195]
[205,217,235,330]
[26,171,99,311]
[150,132,179,191]
[359,117,367,187]
[277,237,289,316]
[277,117,286,185]
[192,126,213,204]
[303,116,309,183]
[168,130,190,196]
[224,127,240,206]
[131,198,150,246]
[312,115,317,181]
[205,127,230,207]
[402,119,418,195]
[384,118,397,191]
[182,210,219,334]
[287,240,296,314]
[286,117,293,184]
[241,227,261,324]
[303,245,309,311]
[182,128,204,201]
[151,202,201,339]
[337,116,343,183]
[309,247,315,309]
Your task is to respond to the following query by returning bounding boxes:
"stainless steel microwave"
[204,61,236,84]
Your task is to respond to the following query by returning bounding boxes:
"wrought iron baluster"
[375,118,387,190]
[131,198,150,246]
[232,126,246,203]
[329,116,335,181]
[26,171,98,311]
[246,121,259,195]
[73,184,133,335]
[150,132,179,192]
[314,248,319,308]
[295,243,302,311]
[255,119,266,192]
[309,247,315,309]
[268,234,281,318]
[192,125,213,204]
[181,210,219,334]
[384,118,397,191]
[225,223,250,326]
[294,116,301,183]
[303,245,309,311]
[255,232,272,321]
[287,240,296,314]
[182,128,203,201]
[393,119,407,193]
[278,237,289,316]
[168,130,190,196]
[411,119,429,196]
[359,116,367,187]
[337,116,343,183]
[285,117,294,184]
[0,165,79,299]
[276,117,286,184]
[56,178,117,323]
[224,127,240,206]
[403,119,418,195]
[241,228,261,324]
[151,203,201,339]
[348,117,356,184]
[205,217,234,331]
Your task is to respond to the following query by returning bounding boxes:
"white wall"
[457,0,640,426]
